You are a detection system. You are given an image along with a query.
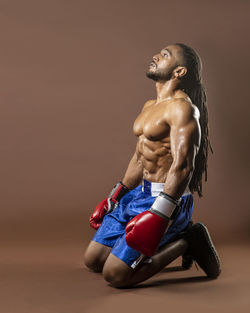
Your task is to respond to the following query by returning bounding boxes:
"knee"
[102,264,131,288]
[83,250,104,273]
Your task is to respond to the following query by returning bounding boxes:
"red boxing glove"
[89,181,130,230]
[125,192,180,256]
[89,198,109,230]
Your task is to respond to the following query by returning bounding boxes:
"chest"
[133,105,170,140]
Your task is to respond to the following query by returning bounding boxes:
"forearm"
[122,152,143,190]
[163,164,193,199]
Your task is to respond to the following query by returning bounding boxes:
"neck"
[155,79,180,103]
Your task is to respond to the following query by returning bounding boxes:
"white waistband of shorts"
[142,180,191,197]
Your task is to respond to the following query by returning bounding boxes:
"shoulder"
[166,97,200,127]
[141,99,155,112]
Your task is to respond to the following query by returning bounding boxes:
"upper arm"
[166,99,201,170]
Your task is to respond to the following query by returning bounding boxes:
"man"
[84,43,221,288]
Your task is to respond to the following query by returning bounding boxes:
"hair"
[174,43,213,197]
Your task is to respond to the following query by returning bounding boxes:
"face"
[146,44,184,82]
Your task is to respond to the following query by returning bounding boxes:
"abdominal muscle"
[136,134,173,183]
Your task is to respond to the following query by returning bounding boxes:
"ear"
[173,66,187,79]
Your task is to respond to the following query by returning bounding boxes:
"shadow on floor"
[137,275,213,289]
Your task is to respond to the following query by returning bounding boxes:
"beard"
[146,67,173,82]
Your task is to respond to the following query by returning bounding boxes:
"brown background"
[0,1,250,312]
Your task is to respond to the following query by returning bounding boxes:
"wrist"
[109,181,130,199]
[159,191,180,204]
[119,181,131,192]
[149,191,180,220]
[120,177,139,191]
[107,181,131,213]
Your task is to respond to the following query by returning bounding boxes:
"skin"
[84,44,201,288]
[123,44,201,198]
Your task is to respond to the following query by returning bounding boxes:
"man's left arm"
[164,99,201,199]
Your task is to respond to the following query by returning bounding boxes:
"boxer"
[84,43,221,287]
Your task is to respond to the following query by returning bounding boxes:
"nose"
[153,55,159,63]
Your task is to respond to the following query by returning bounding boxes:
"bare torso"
[133,94,199,183]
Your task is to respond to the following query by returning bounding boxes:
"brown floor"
[1,240,250,313]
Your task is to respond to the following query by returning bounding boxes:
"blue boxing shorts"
[92,179,194,269]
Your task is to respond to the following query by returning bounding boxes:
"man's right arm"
[121,146,143,190]
[89,144,143,230]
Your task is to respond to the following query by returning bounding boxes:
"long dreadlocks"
[174,43,213,197]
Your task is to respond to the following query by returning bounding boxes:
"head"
[147,43,213,197]
[146,43,203,87]
[146,44,187,83]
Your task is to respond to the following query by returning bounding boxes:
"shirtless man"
[84,43,221,288]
